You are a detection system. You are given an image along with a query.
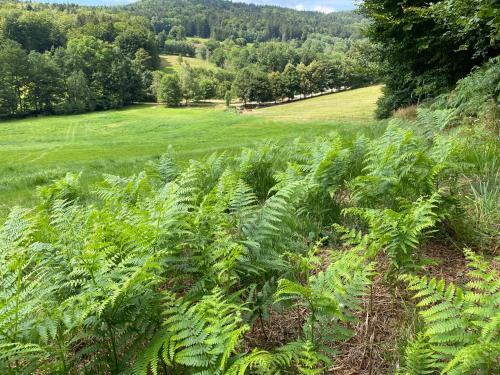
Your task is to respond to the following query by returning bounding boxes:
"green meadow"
[0,86,383,216]
[159,54,220,74]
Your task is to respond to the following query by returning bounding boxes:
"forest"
[0,0,499,374]
[126,0,366,42]
[0,0,375,117]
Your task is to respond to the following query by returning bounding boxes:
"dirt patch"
[332,256,404,375]
[419,242,468,284]
[244,242,470,374]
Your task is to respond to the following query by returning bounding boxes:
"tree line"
[0,1,159,117]
[0,0,377,118]
[153,33,379,107]
[126,0,366,43]
[153,56,376,107]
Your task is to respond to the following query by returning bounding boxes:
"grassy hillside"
[248,86,383,122]
[0,86,383,216]
[159,54,219,74]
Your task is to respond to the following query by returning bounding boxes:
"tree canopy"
[360,0,500,118]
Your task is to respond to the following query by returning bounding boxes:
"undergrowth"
[0,60,499,374]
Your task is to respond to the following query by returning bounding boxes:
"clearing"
[0,86,383,216]
[159,54,219,74]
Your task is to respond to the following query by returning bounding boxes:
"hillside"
[247,86,382,122]
[159,54,219,74]
[125,0,366,41]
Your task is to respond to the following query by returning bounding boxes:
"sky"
[235,1,356,13]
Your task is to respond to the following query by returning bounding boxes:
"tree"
[232,67,272,105]
[164,40,196,57]
[1,10,65,52]
[268,71,286,103]
[115,26,159,69]
[344,39,380,88]
[26,51,63,114]
[224,90,232,107]
[197,77,217,100]
[63,70,93,113]
[282,63,300,100]
[307,60,330,93]
[157,74,182,107]
[65,36,141,110]
[178,63,197,103]
[360,0,500,118]
[132,49,154,101]
[255,41,297,72]
[168,25,186,41]
[0,39,30,115]
[210,48,226,68]
[297,63,314,98]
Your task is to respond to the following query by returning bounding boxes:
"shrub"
[157,74,183,107]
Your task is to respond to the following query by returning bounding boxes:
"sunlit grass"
[0,86,383,217]
[247,85,383,123]
[159,54,219,74]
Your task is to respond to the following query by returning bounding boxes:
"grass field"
[159,54,219,74]
[247,86,382,122]
[0,86,383,217]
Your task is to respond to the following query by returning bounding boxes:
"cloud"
[233,1,355,12]
[313,5,336,13]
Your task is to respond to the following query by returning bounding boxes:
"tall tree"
[0,39,30,115]
[360,0,500,118]
[26,51,63,113]
[282,63,300,101]
[232,67,272,105]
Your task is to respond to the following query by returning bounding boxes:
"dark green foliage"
[115,25,159,69]
[0,2,158,117]
[282,62,301,100]
[232,67,273,104]
[361,0,500,117]
[0,1,378,114]
[441,57,500,124]
[163,40,196,57]
[0,8,65,52]
[127,0,365,43]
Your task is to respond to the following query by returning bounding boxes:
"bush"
[157,74,183,107]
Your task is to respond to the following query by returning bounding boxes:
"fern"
[275,250,375,346]
[397,334,435,375]
[345,193,440,275]
[400,249,500,374]
[133,289,248,375]
[0,128,488,374]
[156,145,180,183]
[351,123,458,210]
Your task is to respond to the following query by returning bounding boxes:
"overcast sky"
[235,1,356,12]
